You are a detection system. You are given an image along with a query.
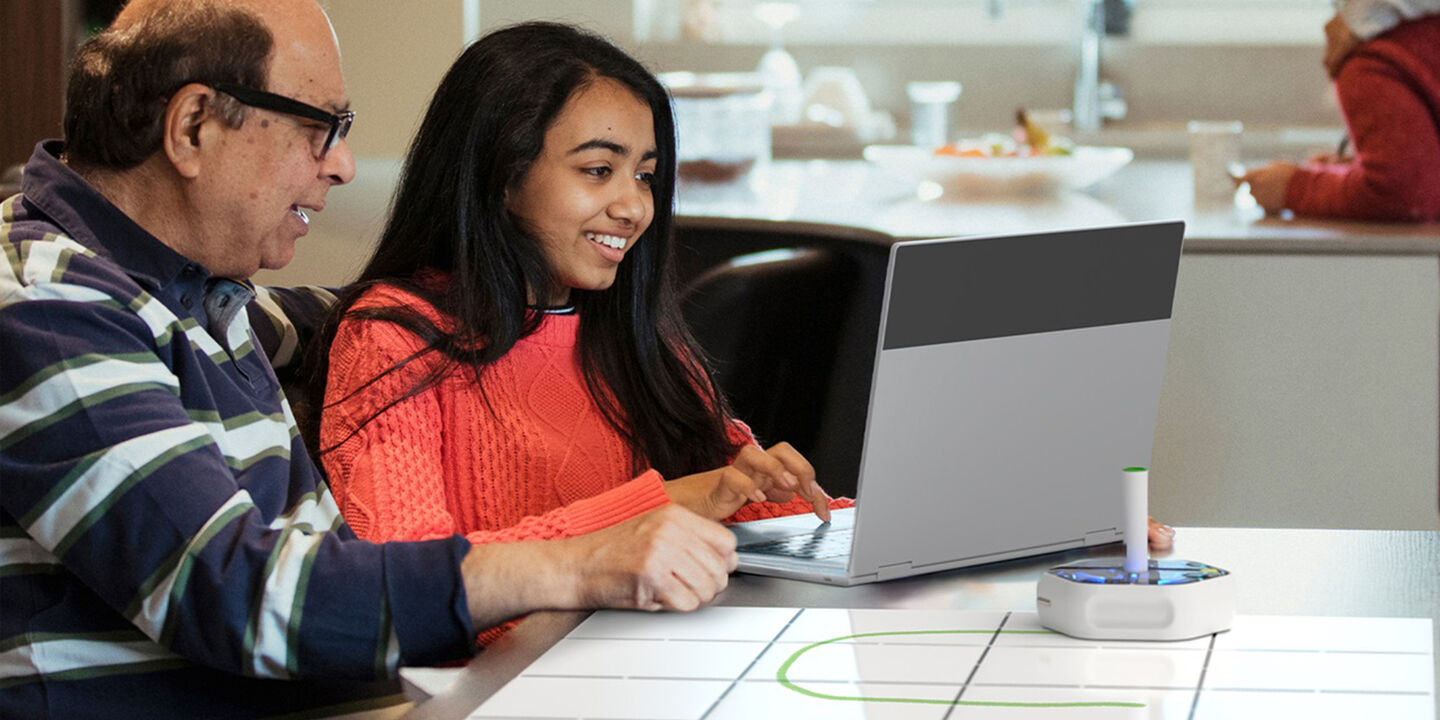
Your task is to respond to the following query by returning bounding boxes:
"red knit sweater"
[320,283,849,552]
[1285,14,1440,221]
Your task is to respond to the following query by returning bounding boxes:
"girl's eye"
[635,170,656,186]
[584,166,612,178]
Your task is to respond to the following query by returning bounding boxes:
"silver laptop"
[729,220,1185,585]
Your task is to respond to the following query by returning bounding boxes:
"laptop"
[729,220,1185,585]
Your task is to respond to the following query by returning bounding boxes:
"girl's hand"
[664,443,831,522]
[733,442,830,522]
[1148,517,1176,550]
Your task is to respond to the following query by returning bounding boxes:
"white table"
[402,527,1440,719]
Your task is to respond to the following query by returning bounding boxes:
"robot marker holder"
[1036,467,1236,641]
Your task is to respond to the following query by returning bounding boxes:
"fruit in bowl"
[933,109,1075,158]
[933,135,1075,158]
[864,144,1133,196]
[863,107,1129,195]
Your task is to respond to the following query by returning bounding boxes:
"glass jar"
[660,72,773,181]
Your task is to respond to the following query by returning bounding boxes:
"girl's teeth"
[292,207,309,225]
[586,232,625,249]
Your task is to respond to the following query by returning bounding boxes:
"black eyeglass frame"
[210,82,354,158]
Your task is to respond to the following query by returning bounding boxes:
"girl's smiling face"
[507,76,658,306]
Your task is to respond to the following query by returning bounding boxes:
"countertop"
[676,159,1440,254]
[257,155,1440,289]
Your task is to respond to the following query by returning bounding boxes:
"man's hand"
[1240,162,1298,213]
[665,443,831,522]
[459,505,738,628]
[568,505,738,612]
[1323,13,1362,78]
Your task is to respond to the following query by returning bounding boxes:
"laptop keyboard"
[738,528,853,560]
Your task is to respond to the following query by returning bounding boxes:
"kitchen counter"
[677,158,1440,253]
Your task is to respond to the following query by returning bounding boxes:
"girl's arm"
[322,311,671,545]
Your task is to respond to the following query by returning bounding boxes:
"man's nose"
[322,136,356,186]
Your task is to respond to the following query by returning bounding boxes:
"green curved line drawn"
[775,629,1146,709]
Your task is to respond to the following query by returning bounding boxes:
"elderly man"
[0,1,735,717]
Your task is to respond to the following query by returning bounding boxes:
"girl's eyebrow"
[568,138,627,155]
[568,139,659,162]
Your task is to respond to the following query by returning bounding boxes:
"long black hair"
[302,21,740,478]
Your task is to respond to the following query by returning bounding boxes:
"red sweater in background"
[320,283,850,551]
[1284,14,1440,221]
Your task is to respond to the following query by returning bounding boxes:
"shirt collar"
[22,140,201,293]
[22,140,256,337]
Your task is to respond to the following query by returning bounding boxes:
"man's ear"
[163,83,223,179]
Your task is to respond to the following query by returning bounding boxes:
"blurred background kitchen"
[8,0,1439,532]
[5,0,1356,249]
[8,1,1348,177]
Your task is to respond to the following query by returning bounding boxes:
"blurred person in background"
[1242,0,1440,221]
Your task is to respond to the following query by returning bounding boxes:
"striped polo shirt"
[0,142,476,718]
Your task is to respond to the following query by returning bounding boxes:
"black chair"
[674,220,897,499]
[248,285,339,436]
[680,247,856,472]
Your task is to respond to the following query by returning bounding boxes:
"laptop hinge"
[1084,527,1121,546]
[876,561,913,582]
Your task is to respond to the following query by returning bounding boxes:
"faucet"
[1072,0,1126,132]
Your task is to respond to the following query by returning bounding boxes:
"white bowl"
[863,144,1134,196]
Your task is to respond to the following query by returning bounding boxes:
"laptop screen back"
[848,222,1184,579]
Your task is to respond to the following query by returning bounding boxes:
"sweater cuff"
[723,495,856,524]
[562,469,672,536]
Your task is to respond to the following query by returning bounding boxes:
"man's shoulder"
[2,194,146,307]
[1,194,177,356]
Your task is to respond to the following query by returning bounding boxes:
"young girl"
[303,22,845,597]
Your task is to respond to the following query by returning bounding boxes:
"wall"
[2,1,74,168]
[322,0,469,157]
[636,42,1342,134]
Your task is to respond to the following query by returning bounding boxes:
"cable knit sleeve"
[456,470,670,544]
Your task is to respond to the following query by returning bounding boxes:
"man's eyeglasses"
[211,82,354,159]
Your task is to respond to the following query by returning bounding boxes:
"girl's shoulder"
[350,278,448,322]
